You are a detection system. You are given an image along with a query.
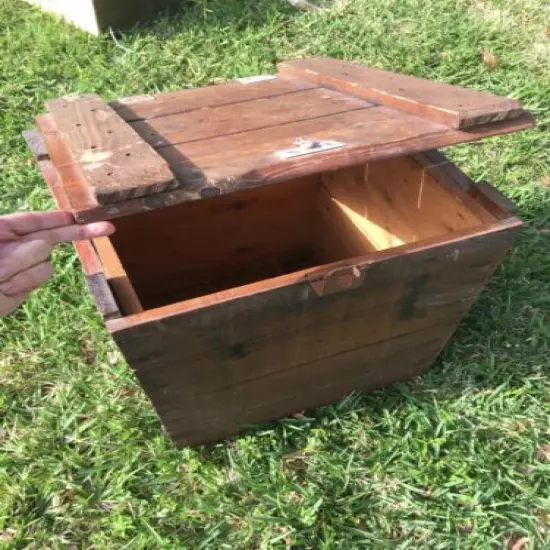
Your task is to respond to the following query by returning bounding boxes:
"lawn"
[0,0,549,547]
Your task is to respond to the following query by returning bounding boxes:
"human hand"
[0,211,114,317]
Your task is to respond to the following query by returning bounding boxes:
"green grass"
[1,0,549,547]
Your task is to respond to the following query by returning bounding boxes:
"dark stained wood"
[46,95,177,205]
[168,323,460,445]
[469,181,517,219]
[111,77,319,122]
[130,88,373,147]
[278,57,524,129]
[108,175,321,309]
[108,218,521,445]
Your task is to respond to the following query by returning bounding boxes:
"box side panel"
[164,323,459,445]
[113,222,520,445]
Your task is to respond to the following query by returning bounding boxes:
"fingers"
[22,221,115,245]
[0,261,53,296]
[0,239,52,282]
[0,290,29,317]
[2,211,74,237]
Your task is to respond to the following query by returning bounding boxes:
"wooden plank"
[108,175,320,309]
[158,108,532,202]
[46,95,177,205]
[37,159,121,320]
[38,106,533,223]
[411,149,497,224]
[469,181,517,219]
[130,87,374,147]
[109,219,520,445]
[92,237,144,315]
[167,322,459,445]
[320,156,485,251]
[111,77,319,122]
[278,57,524,129]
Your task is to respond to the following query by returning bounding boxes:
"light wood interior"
[97,155,488,314]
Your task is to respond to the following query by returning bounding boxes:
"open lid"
[30,56,534,223]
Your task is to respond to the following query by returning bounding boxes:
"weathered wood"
[130,87,373,147]
[37,159,121,320]
[278,57,523,129]
[25,58,529,446]
[46,95,177,205]
[109,217,520,445]
[92,237,144,315]
[470,181,517,219]
[171,323,460,445]
[111,77,318,122]
[32,59,532,222]
[37,99,532,224]
[109,175,320,309]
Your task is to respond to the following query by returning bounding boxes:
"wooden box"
[25,58,533,446]
[25,0,181,35]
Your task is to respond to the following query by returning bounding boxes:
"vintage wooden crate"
[25,57,533,446]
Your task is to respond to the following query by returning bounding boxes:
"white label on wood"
[237,75,277,85]
[276,139,346,159]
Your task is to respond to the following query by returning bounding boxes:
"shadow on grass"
[113,0,298,37]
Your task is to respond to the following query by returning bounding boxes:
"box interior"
[100,155,489,313]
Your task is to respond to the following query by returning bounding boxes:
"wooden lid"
[30,56,533,223]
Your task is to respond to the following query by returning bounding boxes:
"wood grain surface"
[278,57,523,129]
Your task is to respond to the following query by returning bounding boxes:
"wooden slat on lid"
[278,57,523,129]
[46,94,178,205]
[34,59,533,222]
[159,107,533,194]
[111,76,318,122]
[130,87,374,147]
[42,107,532,224]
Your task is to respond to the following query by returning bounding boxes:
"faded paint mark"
[81,150,112,164]
[95,110,111,123]
[237,75,277,84]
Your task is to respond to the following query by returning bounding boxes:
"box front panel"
[113,222,520,445]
